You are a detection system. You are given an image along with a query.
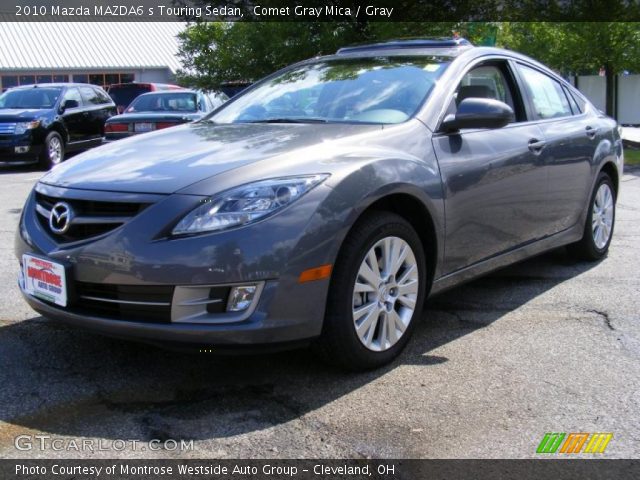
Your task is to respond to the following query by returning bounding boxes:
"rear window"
[107,85,151,110]
[127,92,198,113]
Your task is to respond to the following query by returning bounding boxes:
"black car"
[104,90,227,141]
[0,83,116,169]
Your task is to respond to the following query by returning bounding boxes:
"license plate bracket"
[21,254,69,307]
[135,122,153,132]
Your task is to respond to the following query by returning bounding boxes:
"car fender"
[294,156,445,284]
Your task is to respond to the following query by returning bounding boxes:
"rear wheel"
[568,172,616,261]
[314,211,426,370]
[40,131,65,169]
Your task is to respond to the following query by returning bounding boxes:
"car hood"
[0,108,49,122]
[41,121,382,194]
[107,112,202,123]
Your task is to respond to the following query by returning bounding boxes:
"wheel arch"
[599,161,619,198]
[340,191,439,298]
[48,122,68,145]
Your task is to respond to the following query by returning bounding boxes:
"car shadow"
[0,248,600,445]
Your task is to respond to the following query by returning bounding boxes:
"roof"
[8,82,99,89]
[337,38,473,54]
[0,21,184,73]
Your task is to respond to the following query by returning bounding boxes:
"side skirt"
[429,224,583,297]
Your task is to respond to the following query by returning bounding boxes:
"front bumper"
[0,144,42,166]
[15,181,342,349]
[20,282,317,351]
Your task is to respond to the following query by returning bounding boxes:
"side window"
[563,86,582,115]
[569,90,587,113]
[80,87,109,106]
[448,62,525,122]
[517,64,572,119]
[456,66,515,109]
[62,88,82,107]
[93,88,112,105]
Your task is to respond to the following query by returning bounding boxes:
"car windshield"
[209,56,450,125]
[126,92,198,113]
[0,88,62,109]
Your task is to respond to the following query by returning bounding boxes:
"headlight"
[14,120,41,135]
[172,174,329,236]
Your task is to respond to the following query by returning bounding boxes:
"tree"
[499,22,640,117]
[176,22,498,90]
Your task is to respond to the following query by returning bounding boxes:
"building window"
[1,72,134,92]
[120,73,135,83]
[1,76,19,91]
[105,74,120,85]
[36,74,53,84]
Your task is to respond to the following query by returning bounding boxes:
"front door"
[432,61,549,274]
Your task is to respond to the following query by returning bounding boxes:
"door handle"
[528,138,546,154]
[585,126,597,139]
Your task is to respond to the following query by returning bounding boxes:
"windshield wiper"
[243,117,329,124]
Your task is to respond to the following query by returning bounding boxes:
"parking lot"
[0,165,639,459]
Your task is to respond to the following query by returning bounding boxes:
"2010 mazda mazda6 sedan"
[15,39,623,370]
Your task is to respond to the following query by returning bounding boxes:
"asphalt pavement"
[0,165,639,459]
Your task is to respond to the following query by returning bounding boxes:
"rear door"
[514,63,595,233]
[80,86,114,139]
[432,60,549,274]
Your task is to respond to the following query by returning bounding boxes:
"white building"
[0,21,184,91]
[575,74,640,125]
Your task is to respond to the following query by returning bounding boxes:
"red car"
[107,82,184,114]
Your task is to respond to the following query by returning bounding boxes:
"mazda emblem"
[49,202,74,234]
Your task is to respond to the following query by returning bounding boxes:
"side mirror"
[60,99,79,112]
[441,97,515,132]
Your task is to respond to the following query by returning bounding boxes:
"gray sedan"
[15,38,623,370]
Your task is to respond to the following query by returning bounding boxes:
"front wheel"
[40,131,65,169]
[568,172,616,261]
[314,211,427,370]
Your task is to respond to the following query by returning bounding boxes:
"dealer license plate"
[135,122,153,132]
[21,254,67,307]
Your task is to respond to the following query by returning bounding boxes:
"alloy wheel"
[48,136,62,165]
[352,236,419,352]
[591,183,614,249]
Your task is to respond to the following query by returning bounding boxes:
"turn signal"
[299,264,332,283]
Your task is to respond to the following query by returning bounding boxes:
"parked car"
[16,39,623,370]
[104,90,228,141]
[0,83,115,169]
[107,82,184,114]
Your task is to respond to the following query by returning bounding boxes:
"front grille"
[35,192,150,243]
[73,282,174,323]
[0,123,16,135]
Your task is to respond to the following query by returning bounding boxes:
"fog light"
[15,146,30,153]
[227,285,257,312]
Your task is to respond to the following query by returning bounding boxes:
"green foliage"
[498,22,640,75]
[499,22,640,116]
[176,20,640,117]
[176,22,499,90]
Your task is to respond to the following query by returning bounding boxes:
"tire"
[40,131,65,169]
[568,172,616,261]
[314,211,427,371]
